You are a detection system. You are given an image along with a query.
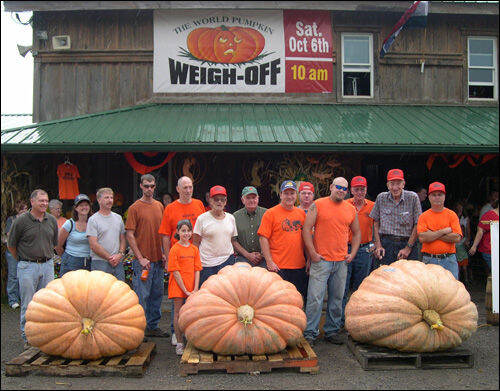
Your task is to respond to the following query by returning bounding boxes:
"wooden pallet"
[179,337,318,376]
[5,342,156,377]
[347,336,474,370]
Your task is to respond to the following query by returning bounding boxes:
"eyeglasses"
[143,184,156,189]
[334,185,348,191]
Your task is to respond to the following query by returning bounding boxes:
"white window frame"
[341,33,374,98]
[468,36,498,101]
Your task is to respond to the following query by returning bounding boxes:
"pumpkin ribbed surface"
[178,262,306,355]
[345,260,478,352]
[25,270,146,360]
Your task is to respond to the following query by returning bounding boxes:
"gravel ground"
[1,279,498,390]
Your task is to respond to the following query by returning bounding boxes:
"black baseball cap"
[74,194,91,206]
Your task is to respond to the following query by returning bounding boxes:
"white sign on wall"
[491,221,498,313]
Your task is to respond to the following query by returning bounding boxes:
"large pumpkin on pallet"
[25,270,146,360]
[345,260,477,352]
[178,262,306,355]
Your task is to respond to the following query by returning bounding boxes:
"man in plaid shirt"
[369,169,422,265]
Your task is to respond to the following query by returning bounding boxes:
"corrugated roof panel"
[1,103,498,153]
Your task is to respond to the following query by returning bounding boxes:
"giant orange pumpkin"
[345,260,478,352]
[187,26,265,63]
[25,270,146,360]
[178,263,306,355]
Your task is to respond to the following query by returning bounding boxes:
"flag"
[380,1,429,58]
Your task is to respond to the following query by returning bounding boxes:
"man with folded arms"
[370,168,421,265]
[417,182,462,279]
[8,189,58,350]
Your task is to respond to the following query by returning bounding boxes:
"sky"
[1,2,33,114]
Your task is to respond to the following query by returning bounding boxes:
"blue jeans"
[341,244,373,326]
[60,252,91,277]
[132,259,164,330]
[5,250,20,306]
[91,258,125,281]
[481,252,491,272]
[18,259,54,342]
[304,259,347,339]
[422,254,459,279]
[199,254,236,287]
[379,236,419,265]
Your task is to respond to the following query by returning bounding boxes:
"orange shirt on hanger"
[57,163,80,200]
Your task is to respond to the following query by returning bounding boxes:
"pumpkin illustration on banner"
[186,26,265,64]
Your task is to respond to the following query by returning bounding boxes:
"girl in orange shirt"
[167,219,202,356]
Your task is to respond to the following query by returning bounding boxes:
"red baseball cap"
[387,169,404,181]
[351,176,367,187]
[209,185,227,198]
[428,182,446,194]
[299,181,314,193]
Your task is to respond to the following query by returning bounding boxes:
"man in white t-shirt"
[193,185,238,286]
[87,187,126,281]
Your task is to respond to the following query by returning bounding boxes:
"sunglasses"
[334,185,348,191]
[143,184,156,189]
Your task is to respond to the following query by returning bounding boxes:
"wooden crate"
[347,336,474,370]
[179,337,318,376]
[5,342,156,377]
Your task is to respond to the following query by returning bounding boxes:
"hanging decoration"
[57,157,80,200]
[172,154,207,185]
[426,153,498,170]
[124,152,176,175]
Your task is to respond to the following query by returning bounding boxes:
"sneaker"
[171,333,177,346]
[176,343,185,356]
[304,337,316,347]
[11,303,20,309]
[324,333,344,345]
[144,327,170,338]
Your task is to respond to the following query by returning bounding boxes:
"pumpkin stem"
[81,318,95,335]
[237,305,254,326]
[422,310,444,331]
[220,25,229,31]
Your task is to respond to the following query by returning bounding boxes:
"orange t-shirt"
[417,208,462,255]
[257,204,306,269]
[167,242,202,298]
[57,163,80,200]
[347,198,374,244]
[158,199,205,247]
[313,197,357,261]
[125,199,164,262]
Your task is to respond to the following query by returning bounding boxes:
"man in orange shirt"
[302,177,361,346]
[417,182,462,279]
[258,180,308,302]
[158,175,205,345]
[340,176,374,329]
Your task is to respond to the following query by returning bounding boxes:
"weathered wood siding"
[32,10,498,122]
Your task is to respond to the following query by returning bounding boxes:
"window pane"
[343,72,371,96]
[344,36,370,64]
[469,39,493,55]
[470,53,493,67]
[469,85,494,99]
[469,68,493,83]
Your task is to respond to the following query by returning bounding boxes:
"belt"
[22,257,50,263]
[380,234,409,242]
[422,253,454,259]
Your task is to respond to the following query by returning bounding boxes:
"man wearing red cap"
[298,182,315,213]
[417,182,462,279]
[340,176,375,329]
[370,169,422,265]
[193,185,237,286]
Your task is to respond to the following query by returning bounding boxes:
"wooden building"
[1,1,498,213]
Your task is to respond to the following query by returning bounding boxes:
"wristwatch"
[406,242,414,249]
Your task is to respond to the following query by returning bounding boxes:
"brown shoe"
[144,328,170,338]
[324,333,344,345]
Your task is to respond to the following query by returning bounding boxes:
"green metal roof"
[1,103,498,153]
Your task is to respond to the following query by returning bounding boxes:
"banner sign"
[153,10,333,93]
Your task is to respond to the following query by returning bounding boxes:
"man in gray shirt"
[87,187,126,281]
[7,189,58,349]
[232,186,267,267]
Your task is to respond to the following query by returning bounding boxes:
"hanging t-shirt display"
[57,163,80,200]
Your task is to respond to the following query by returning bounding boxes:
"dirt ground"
[1,278,498,390]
